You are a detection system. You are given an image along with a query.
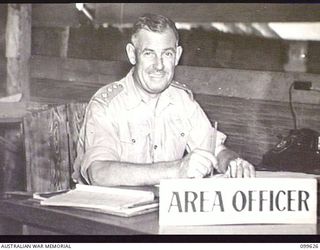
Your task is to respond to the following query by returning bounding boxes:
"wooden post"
[60,26,70,58]
[5,4,31,102]
[24,105,71,192]
[1,4,31,194]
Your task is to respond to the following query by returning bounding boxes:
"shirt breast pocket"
[169,118,192,158]
[119,123,151,163]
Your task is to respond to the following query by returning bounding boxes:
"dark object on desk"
[262,128,320,174]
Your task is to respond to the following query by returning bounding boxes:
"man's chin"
[147,85,169,95]
[148,76,167,83]
[146,80,169,91]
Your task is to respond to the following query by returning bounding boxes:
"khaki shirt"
[72,69,226,183]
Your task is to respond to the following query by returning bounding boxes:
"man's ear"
[175,46,183,66]
[126,43,136,65]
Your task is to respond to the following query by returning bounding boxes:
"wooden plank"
[23,105,70,192]
[30,78,99,103]
[175,65,320,105]
[0,217,23,235]
[0,102,27,121]
[60,27,70,58]
[0,198,158,235]
[29,56,320,105]
[195,94,320,166]
[66,102,87,184]
[6,4,31,101]
[30,55,130,82]
[32,4,79,28]
[0,123,25,192]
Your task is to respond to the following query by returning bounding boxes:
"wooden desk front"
[0,197,317,235]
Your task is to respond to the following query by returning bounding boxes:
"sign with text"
[159,178,317,225]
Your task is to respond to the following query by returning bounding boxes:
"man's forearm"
[87,160,181,186]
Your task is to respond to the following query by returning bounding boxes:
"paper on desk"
[40,184,157,214]
[210,170,320,179]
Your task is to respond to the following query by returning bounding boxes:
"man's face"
[126,28,182,96]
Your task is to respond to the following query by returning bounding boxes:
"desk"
[0,197,318,235]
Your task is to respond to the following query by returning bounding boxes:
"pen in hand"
[210,121,218,177]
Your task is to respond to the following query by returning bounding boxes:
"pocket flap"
[119,122,151,143]
[170,118,192,138]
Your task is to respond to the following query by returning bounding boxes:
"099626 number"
[300,244,318,248]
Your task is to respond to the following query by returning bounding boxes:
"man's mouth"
[149,72,166,78]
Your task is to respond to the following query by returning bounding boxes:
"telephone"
[261,128,320,174]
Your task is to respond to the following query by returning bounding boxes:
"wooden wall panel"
[28,56,320,105]
[30,78,99,104]
[30,56,130,83]
[6,4,31,100]
[0,123,25,192]
[0,5,6,57]
[175,66,320,105]
[195,94,320,166]
[23,105,70,192]
[32,4,79,28]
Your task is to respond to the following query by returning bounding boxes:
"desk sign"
[159,178,317,225]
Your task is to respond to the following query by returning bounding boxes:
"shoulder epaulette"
[95,82,124,104]
[171,81,194,100]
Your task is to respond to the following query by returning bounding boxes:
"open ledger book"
[34,184,159,217]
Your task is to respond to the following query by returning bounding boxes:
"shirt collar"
[123,68,144,110]
[123,68,177,110]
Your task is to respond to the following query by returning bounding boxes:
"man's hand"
[215,148,255,178]
[178,149,218,178]
[223,158,255,178]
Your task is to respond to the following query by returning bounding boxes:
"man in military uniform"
[72,13,255,186]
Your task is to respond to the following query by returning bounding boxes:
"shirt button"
[154,145,158,150]
[132,139,136,143]
[180,132,185,137]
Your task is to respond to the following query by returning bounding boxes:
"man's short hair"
[131,13,179,45]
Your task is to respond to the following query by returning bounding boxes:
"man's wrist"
[172,159,183,178]
[162,159,181,179]
[216,148,240,173]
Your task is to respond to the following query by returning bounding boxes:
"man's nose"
[154,56,164,71]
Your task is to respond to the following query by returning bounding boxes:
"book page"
[40,184,155,211]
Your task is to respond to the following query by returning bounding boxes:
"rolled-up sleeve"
[79,98,121,183]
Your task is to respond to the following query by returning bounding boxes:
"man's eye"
[164,51,174,57]
[143,51,153,57]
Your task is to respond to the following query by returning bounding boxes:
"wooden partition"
[24,105,70,192]
[23,97,319,192]
[195,94,320,166]
[23,100,319,191]
[23,103,87,192]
